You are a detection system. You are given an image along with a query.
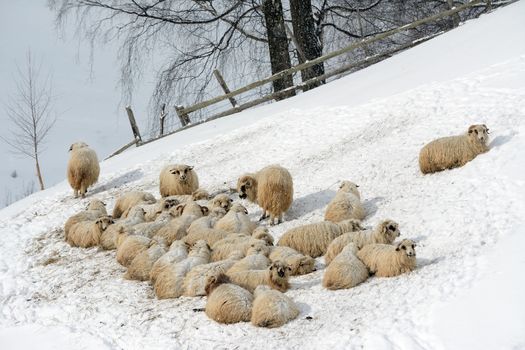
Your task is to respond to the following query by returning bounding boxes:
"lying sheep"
[64,199,107,239]
[209,193,233,212]
[67,216,114,248]
[227,246,271,273]
[269,246,315,276]
[124,241,167,281]
[205,273,253,324]
[183,207,229,246]
[128,211,174,239]
[165,188,211,203]
[251,285,299,328]
[129,197,179,222]
[99,207,147,250]
[153,240,211,299]
[67,142,100,198]
[323,243,368,290]
[324,220,400,265]
[211,237,271,262]
[215,203,256,235]
[419,124,490,174]
[112,191,156,219]
[150,240,189,284]
[155,202,208,244]
[237,164,293,225]
[277,219,362,258]
[159,164,199,197]
[227,261,291,293]
[324,181,366,222]
[357,239,417,277]
[116,234,154,267]
[252,226,275,245]
[183,250,244,297]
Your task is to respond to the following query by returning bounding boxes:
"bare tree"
[1,51,56,191]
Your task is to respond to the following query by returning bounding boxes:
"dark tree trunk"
[289,0,325,90]
[262,0,295,100]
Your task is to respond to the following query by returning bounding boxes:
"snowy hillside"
[1,2,525,349]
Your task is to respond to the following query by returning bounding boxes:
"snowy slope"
[1,2,525,349]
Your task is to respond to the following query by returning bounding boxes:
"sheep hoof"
[259,215,267,222]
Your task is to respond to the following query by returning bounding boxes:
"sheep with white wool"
[324,219,400,265]
[323,243,368,290]
[99,207,147,250]
[182,250,244,297]
[128,211,174,238]
[324,181,366,222]
[237,164,293,225]
[183,207,229,246]
[251,285,299,328]
[277,219,363,258]
[155,202,208,244]
[153,240,211,299]
[67,216,114,248]
[67,142,100,198]
[112,191,156,219]
[226,260,292,293]
[211,237,271,262]
[128,197,179,222]
[150,240,189,284]
[251,226,275,245]
[64,199,107,240]
[204,273,253,324]
[116,234,154,267]
[269,246,315,276]
[357,239,417,277]
[227,246,271,273]
[124,241,167,281]
[159,164,199,197]
[215,203,256,235]
[209,193,233,212]
[419,124,490,174]
[164,188,211,203]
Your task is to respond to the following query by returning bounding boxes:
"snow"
[1,2,525,349]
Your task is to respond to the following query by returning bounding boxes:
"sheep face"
[212,194,233,212]
[247,243,271,256]
[237,175,257,201]
[128,206,146,219]
[163,198,179,210]
[96,216,114,231]
[380,220,401,242]
[467,124,489,145]
[190,240,211,254]
[171,203,208,217]
[339,181,360,198]
[269,261,292,279]
[69,142,89,151]
[87,199,106,211]
[395,239,416,257]
[169,165,194,183]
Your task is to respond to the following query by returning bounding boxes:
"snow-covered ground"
[1,2,525,349]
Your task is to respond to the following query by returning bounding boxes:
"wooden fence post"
[175,105,191,127]
[213,70,238,107]
[125,106,142,145]
[159,103,167,137]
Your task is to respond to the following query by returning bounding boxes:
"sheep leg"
[73,189,79,198]
[259,211,268,221]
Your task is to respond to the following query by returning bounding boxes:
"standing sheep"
[67,142,100,198]
[324,220,400,265]
[324,181,366,222]
[357,239,417,277]
[269,246,315,276]
[226,261,292,293]
[323,243,368,290]
[237,165,293,225]
[251,285,299,328]
[64,199,107,240]
[419,124,489,174]
[67,216,114,248]
[159,164,199,197]
[204,273,253,324]
[277,219,362,258]
[150,240,189,284]
[153,240,211,299]
[215,203,256,235]
[112,191,156,219]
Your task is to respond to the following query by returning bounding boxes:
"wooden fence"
[107,0,492,158]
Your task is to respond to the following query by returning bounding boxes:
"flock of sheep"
[62,123,489,327]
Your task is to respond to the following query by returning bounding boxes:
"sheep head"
[467,124,489,145]
[169,164,194,183]
[69,142,88,151]
[379,220,401,243]
[211,193,233,212]
[338,180,361,199]
[237,174,257,202]
[204,273,230,296]
[96,216,114,231]
[395,239,416,258]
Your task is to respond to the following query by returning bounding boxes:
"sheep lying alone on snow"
[67,142,100,198]
[67,215,114,248]
[237,164,293,225]
[278,219,363,258]
[205,273,253,324]
[324,181,366,222]
[64,199,107,239]
[159,164,199,197]
[227,261,291,293]
[323,243,368,290]
[251,285,299,328]
[419,124,489,174]
[357,239,417,277]
[324,219,400,265]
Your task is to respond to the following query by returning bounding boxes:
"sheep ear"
[174,204,185,216]
[187,166,194,171]
[229,198,233,202]
[338,183,344,189]
[68,144,73,151]
[468,125,476,134]
[395,246,400,251]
